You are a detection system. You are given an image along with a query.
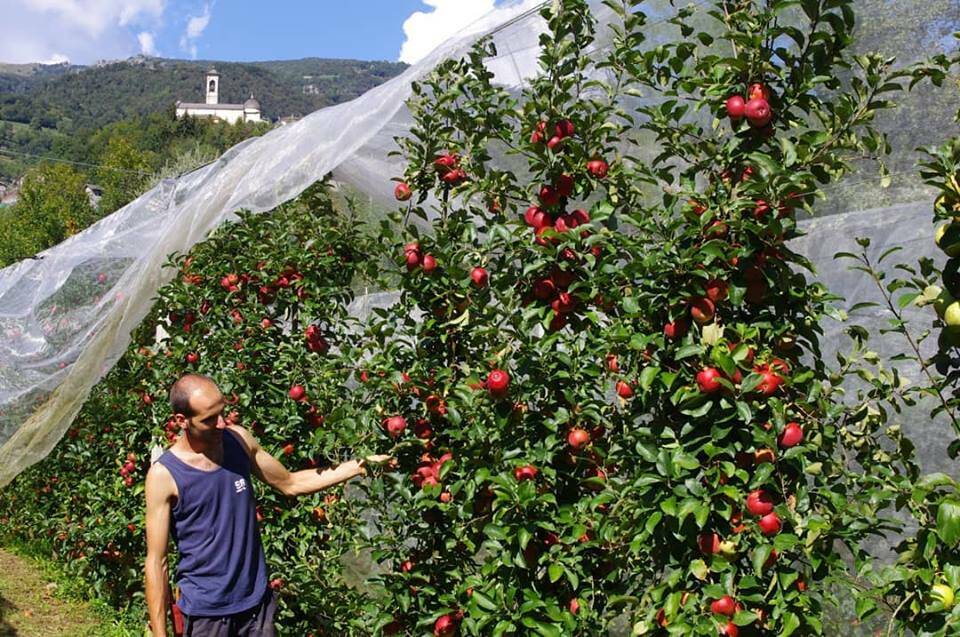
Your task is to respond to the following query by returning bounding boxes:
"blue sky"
[0,0,504,66]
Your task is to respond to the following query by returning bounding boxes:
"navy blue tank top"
[156,428,268,616]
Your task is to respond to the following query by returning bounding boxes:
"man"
[145,374,389,637]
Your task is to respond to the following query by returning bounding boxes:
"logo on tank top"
[234,478,247,493]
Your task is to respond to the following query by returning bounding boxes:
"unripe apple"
[779,422,803,448]
[486,369,510,398]
[934,287,955,318]
[710,595,736,616]
[383,415,407,439]
[725,95,746,120]
[288,385,306,401]
[567,427,591,450]
[513,464,538,481]
[746,489,774,516]
[471,267,489,288]
[717,540,737,558]
[930,583,956,611]
[696,367,724,394]
[689,296,716,324]
[758,511,782,535]
[394,182,412,201]
[937,222,960,257]
[744,98,772,128]
[944,301,960,330]
[615,380,634,398]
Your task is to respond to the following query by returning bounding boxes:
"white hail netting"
[0,0,959,488]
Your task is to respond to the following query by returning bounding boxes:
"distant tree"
[0,162,94,266]
[95,134,154,214]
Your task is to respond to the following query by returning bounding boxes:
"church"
[175,68,262,124]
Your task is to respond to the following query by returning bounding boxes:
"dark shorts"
[183,590,277,637]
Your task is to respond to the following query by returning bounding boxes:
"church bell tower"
[205,68,220,105]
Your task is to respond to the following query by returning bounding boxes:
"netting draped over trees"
[2,1,960,634]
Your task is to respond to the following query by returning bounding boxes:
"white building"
[175,68,262,124]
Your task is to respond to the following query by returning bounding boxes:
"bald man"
[144,374,389,637]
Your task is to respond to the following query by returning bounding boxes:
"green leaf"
[937,499,960,546]
[548,562,563,583]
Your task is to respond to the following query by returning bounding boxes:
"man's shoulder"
[145,460,177,499]
[226,425,258,454]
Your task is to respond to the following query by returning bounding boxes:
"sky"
[0,0,506,67]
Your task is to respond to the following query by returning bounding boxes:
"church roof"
[207,67,220,76]
[177,102,244,111]
[243,96,260,110]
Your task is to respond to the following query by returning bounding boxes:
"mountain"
[0,56,408,132]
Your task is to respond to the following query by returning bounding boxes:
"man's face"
[175,383,226,443]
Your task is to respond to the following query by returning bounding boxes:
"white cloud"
[0,0,166,64]
[399,0,497,65]
[137,31,157,56]
[179,3,212,59]
[42,54,72,65]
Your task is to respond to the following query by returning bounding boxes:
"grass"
[0,542,146,637]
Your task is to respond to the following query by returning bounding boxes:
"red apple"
[586,158,609,179]
[689,297,716,324]
[282,443,295,456]
[547,135,563,150]
[554,119,575,138]
[707,220,728,238]
[605,354,619,373]
[748,82,771,101]
[616,380,634,398]
[555,174,574,197]
[746,489,774,516]
[539,185,560,207]
[394,182,412,201]
[288,385,306,401]
[744,98,772,128]
[779,422,803,448]
[383,415,407,439]
[471,267,489,288]
[421,254,437,273]
[513,465,538,481]
[753,199,772,220]
[696,367,724,394]
[755,368,784,396]
[663,319,689,340]
[524,206,543,227]
[567,427,591,450]
[710,595,736,616]
[533,277,557,301]
[569,597,580,615]
[704,279,728,303]
[720,621,739,637]
[698,532,721,555]
[486,369,510,398]
[759,511,782,535]
[269,578,284,590]
[725,95,746,120]
[434,614,457,637]
[185,352,199,364]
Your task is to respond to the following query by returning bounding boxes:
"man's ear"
[173,413,188,429]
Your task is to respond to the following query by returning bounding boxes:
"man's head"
[169,374,226,444]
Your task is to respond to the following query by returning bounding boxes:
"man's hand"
[357,454,396,476]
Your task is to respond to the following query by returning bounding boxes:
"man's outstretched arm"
[228,425,391,497]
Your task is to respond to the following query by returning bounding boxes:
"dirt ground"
[0,548,102,637]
